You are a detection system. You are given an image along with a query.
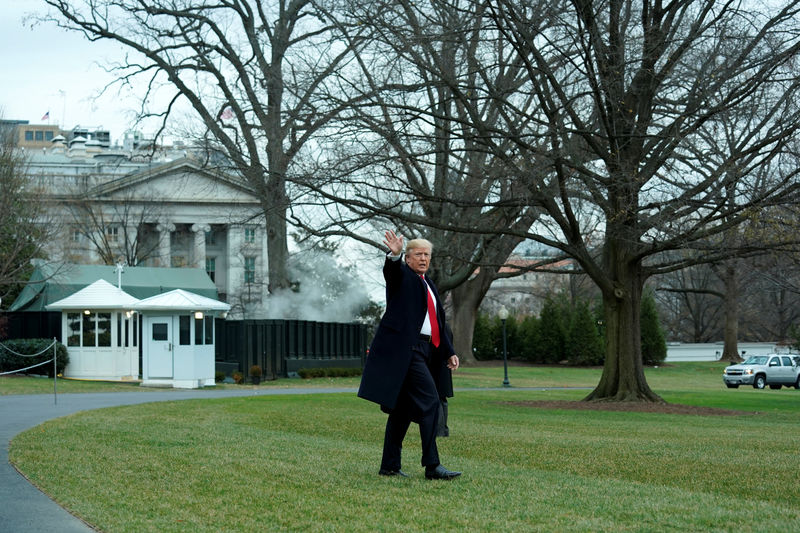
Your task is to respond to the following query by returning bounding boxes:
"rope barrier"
[0,339,57,358]
[0,358,54,376]
[0,338,60,404]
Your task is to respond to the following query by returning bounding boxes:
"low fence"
[215,319,370,379]
[665,342,783,362]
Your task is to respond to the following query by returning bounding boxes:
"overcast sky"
[0,0,148,145]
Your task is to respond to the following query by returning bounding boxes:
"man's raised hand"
[383,230,404,255]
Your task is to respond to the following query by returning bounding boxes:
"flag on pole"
[41,111,50,121]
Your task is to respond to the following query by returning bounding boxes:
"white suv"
[722,354,800,389]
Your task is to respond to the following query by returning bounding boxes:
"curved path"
[0,387,355,532]
[1,385,583,532]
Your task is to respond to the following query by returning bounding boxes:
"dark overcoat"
[357,255,456,410]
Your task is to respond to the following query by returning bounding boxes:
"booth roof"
[45,279,140,310]
[135,289,230,312]
[9,263,219,312]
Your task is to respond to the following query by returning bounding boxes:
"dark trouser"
[381,343,440,471]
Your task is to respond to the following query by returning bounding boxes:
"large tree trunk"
[443,265,498,365]
[448,278,489,365]
[265,205,289,294]
[718,262,743,363]
[585,253,663,402]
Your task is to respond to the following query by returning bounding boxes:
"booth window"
[179,315,191,345]
[195,316,204,345]
[82,313,96,346]
[152,323,168,341]
[67,313,81,346]
[97,313,111,347]
[204,316,213,344]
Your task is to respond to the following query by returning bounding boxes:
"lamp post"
[498,306,510,387]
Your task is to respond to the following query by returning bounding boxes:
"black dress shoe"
[425,465,462,480]
[379,468,408,477]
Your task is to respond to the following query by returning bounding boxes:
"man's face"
[406,247,432,275]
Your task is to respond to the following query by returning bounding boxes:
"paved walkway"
[0,387,356,533]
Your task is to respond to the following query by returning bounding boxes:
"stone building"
[479,256,575,317]
[20,123,269,318]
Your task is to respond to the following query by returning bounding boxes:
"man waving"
[358,230,461,480]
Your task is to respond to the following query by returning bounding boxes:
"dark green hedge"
[472,293,666,367]
[0,338,69,377]
[297,367,362,379]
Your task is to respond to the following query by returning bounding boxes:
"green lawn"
[9,362,800,532]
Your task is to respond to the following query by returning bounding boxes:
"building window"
[244,256,256,283]
[206,256,216,282]
[45,131,54,141]
[71,229,82,243]
[24,130,33,141]
[205,229,216,245]
[244,227,256,244]
[106,225,119,243]
[35,130,44,141]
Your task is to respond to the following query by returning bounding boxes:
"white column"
[157,222,175,267]
[226,224,244,294]
[191,223,211,268]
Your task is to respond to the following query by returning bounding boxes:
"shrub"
[538,297,567,363]
[641,290,667,365]
[249,365,262,378]
[214,371,225,383]
[0,338,69,377]
[232,371,244,384]
[472,313,498,360]
[517,315,541,362]
[566,302,604,366]
[297,367,362,379]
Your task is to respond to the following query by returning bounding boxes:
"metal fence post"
[53,338,58,405]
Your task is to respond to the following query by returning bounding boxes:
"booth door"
[148,317,174,378]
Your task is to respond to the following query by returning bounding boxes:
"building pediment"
[89,157,259,204]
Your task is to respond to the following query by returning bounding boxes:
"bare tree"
[0,128,55,305]
[313,0,800,401]
[292,0,564,362]
[43,0,370,294]
[655,264,723,343]
[62,189,163,267]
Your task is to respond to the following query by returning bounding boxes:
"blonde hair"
[406,238,433,254]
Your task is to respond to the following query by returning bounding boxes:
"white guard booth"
[135,289,230,389]
[46,279,141,381]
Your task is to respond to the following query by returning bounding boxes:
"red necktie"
[421,275,440,347]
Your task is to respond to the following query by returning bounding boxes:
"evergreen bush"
[471,313,497,360]
[640,290,667,365]
[566,302,604,366]
[538,297,567,363]
[0,338,69,377]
